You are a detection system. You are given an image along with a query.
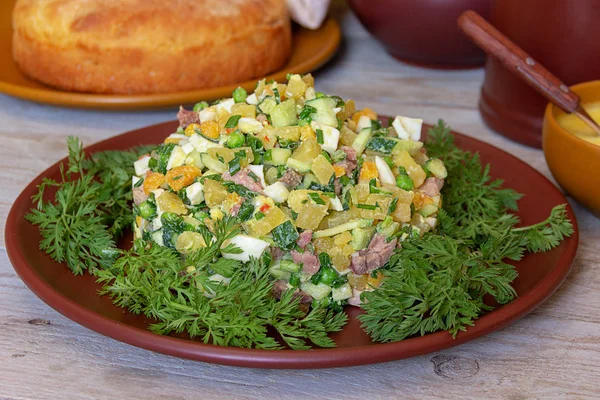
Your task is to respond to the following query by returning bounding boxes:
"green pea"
[138,201,156,219]
[319,266,338,285]
[193,101,208,112]
[226,131,245,148]
[396,175,414,191]
[316,91,325,98]
[232,87,248,103]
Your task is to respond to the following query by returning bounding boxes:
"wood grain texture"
[1,3,599,399]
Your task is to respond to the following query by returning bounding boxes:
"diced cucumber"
[418,204,438,217]
[331,283,353,301]
[270,99,298,127]
[351,127,373,155]
[265,148,292,166]
[300,172,319,189]
[366,136,399,154]
[269,266,291,281]
[313,218,374,238]
[185,150,204,169]
[300,282,332,301]
[305,97,338,127]
[279,259,301,273]
[258,96,277,114]
[350,227,376,250]
[286,157,311,173]
[200,153,226,173]
[424,158,447,179]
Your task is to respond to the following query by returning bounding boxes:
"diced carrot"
[358,161,378,182]
[143,171,165,195]
[333,165,346,178]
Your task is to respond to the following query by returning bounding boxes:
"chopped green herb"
[225,115,242,129]
[356,203,377,210]
[272,220,299,249]
[316,129,324,144]
[308,192,326,205]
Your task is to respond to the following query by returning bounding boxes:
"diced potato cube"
[276,126,301,141]
[156,191,187,215]
[300,125,315,141]
[230,103,256,118]
[381,184,414,223]
[334,231,353,246]
[207,147,253,165]
[203,179,229,207]
[292,138,321,162]
[295,202,329,230]
[301,73,315,87]
[244,206,288,236]
[311,154,335,185]
[286,74,308,99]
[393,150,426,188]
[339,125,357,147]
[359,194,392,220]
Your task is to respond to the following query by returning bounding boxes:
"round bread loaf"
[12,0,292,94]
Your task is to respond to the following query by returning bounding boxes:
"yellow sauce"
[556,103,600,146]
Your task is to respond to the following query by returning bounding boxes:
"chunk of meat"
[334,146,358,177]
[132,185,148,205]
[296,230,313,248]
[229,203,241,216]
[333,178,342,196]
[177,106,199,128]
[418,177,444,197]
[291,250,320,275]
[272,279,312,304]
[271,247,286,260]
[349,234,397,275]
[256,114,268,123]
[222,168,264,193]
[278,169,303,189]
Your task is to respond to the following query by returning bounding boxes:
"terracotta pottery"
[6,119,578,368]
[480,0,600,148]
[347,0,491,69]
[543,80,600,216]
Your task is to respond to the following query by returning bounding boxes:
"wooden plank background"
[1,3,598,399]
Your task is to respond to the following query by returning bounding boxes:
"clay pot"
[480,0,600,148]
[347,0,491,68]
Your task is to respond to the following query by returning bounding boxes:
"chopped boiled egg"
[181,142,195,155]
[199,108,217,122]
[247,165,267,188]
[238,118,263,134]
[246,93,258,105]
[329,196,344,211]
[311,121,340,154]
[223,235,270,262]
[375,156,395,185]
[215,98,235,113]
[393,115,423,141]
[166,145,187,170]
[185,182,204,205]
[356,115,372,133]
[134,155,151,176]
[132,175,142,188]
[189,133,220,153]
[263,182,290,203]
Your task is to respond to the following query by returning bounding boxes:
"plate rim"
[0,19,341,110]
[5,120,579,369]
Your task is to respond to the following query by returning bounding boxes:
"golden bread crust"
[12,0,291,94]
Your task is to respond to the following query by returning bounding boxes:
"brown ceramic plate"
[0,1,340,110]
[6,120,579,369]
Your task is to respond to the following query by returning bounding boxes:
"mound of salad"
[131,74,447,309]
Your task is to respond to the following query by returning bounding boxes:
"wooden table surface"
[1,6,599,400]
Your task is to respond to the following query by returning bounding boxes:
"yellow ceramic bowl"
[543,80,600,217]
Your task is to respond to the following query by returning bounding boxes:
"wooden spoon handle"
[458,10,580,113]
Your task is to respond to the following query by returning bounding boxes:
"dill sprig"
[358,121,574,342]
[97,229,347,350]
[26,138,152,274]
